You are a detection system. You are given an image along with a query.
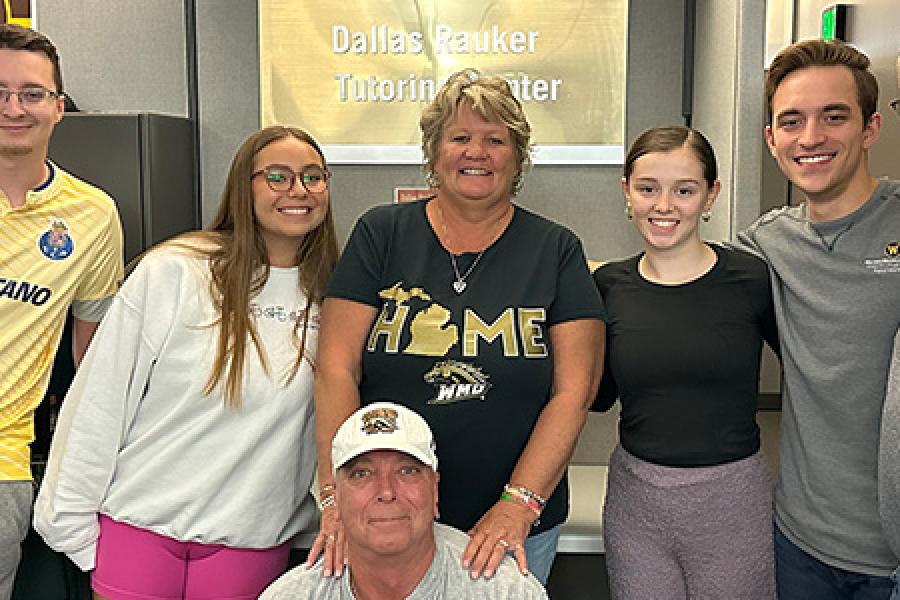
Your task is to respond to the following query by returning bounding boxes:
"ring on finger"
[326,534,335,542]
[497,539,510,549]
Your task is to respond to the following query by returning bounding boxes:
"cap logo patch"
[360,407,399,435]
[886,242,899,257]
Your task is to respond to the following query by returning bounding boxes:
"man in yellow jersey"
[0,24,123,598]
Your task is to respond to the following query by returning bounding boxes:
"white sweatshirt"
[33,247,319,570]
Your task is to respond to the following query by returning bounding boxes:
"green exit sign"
[822,4,847,41]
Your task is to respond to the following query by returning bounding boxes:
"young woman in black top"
[593,126,779,599]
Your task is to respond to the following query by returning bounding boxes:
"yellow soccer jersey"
[0,162,124,480]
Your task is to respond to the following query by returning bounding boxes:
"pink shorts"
[92,515,291,600]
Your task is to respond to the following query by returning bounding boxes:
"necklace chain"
[436,200,510,295]
[449,251,485,294]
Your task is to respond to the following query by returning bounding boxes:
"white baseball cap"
[332,402,438,472]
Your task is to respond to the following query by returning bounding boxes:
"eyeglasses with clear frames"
[252,164,330,194]
[0,87,62,105]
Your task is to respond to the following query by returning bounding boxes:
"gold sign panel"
[260,0,626,163]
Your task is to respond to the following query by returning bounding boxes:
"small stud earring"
[625,204,633,220]
[702,210,712,222]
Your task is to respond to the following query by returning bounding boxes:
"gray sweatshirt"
[736,179,900,576]
[260,523,548,599]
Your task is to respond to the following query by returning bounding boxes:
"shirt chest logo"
[862,241,900,274]
[368,282,548,358]
[37,218,75,261]
[424,359,492,405]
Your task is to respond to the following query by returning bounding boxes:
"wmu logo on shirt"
[864,241,900,274]
[424,359,491,405]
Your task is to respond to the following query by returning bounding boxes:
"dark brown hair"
[765,39,878,125]
[0,24,63,93]
[624,126,718,187]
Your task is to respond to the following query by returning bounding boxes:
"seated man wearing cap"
[260,401,548,599]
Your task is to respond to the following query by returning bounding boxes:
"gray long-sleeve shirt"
[736,179,900,576]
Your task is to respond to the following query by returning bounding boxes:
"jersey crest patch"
[37,218,74,261]
[424,359,491,405]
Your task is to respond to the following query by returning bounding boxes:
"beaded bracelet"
[318,482,337,511]
[500,490,541,517]
[500,484,544,519]
[504,484,546,508]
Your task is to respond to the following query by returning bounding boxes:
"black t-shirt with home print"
[326,199,605,534]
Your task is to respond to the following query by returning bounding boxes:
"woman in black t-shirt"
[308,69,605,586]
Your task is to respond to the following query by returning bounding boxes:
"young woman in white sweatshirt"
[34,125,338,600]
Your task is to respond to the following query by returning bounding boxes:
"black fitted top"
[592,244,778,467]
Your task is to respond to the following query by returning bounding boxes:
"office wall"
[692,1,782,395]
[193,0,687,262]
[34,0,687,260]
[195,0,259,222]
[35,1,896,249]
[692,0,767,236]
[36,0,189,117]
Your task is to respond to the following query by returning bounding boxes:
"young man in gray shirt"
[260,402,547,600]
[737,39,900,599]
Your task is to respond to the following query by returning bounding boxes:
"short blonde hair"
[420,68,532,195]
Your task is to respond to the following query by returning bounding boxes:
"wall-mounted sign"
[260,0,626,164]
[821,4,847,42]
[2,0,32,27]
[394,186,435,204]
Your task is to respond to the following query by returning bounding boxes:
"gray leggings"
[0,481,33,600]
[603,445,775,600]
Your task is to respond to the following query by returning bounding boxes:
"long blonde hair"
[167,126,338,407]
